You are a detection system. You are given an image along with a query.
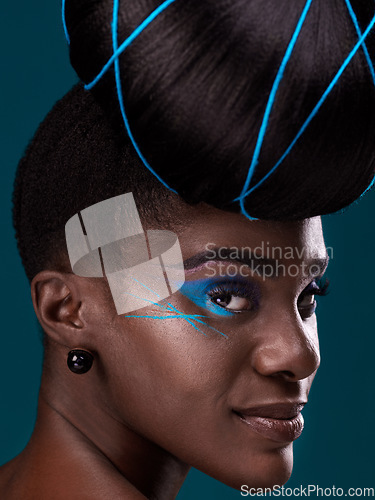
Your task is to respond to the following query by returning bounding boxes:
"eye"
[298,294,315,307]
[207,281,260,315]
[179,278,260,318]
[298,277,330,319]
[210,293,253,312]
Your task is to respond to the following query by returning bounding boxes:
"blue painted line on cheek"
[121,279,228,337]
[131,277,162,299]
[123,313,209,336]
[186,317,228,338]
[164,300,228,338]
[122,291,169,309]
[123,314,200,320]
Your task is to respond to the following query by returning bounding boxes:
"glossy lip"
[233,402,306,443]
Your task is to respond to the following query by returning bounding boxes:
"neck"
[28,370,190,500]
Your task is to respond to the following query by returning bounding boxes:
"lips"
[233,402,306,443]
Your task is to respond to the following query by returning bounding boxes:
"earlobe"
[31,271,85,345]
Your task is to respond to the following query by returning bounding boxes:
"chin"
[206,444,294,492]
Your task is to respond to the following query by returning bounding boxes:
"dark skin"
[0,203,326,499]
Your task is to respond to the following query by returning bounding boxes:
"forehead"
[178,205,326,260]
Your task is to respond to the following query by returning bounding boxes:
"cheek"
[109,291,235,395]
[101,307,239,465]
[108,304,235,417]
[99,302,295,490]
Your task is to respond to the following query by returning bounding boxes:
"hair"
[13,0,375,281]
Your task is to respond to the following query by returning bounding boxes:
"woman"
[1,0,374,497]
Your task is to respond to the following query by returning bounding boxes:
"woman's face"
[87,207,327,490]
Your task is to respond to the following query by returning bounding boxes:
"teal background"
[1,1,374,498]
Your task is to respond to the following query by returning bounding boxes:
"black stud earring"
[67,349,94,374]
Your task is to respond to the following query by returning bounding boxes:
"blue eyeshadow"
[179,277,261,317]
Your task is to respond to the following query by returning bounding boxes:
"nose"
[251,311,321,382]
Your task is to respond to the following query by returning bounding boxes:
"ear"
[31,270,88,347]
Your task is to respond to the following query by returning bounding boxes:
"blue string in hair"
[62,0,70,45]
[62,0,180,194]
[63,0,375,218]
[111,0,178,193]
[86,0,178,90]
[344,0,375,86]
[236,10,375,211]
[236,0,314,221]
[336,1,375,202]
[358,167,375,200]
[342,0,375,204]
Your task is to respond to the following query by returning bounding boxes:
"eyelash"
[206,277,330,317]
[205,280,260,316]
[302,277,330,297]
[297,277,330,319]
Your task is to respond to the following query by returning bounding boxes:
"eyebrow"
[183,247,329,279]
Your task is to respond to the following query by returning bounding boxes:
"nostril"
[273,370,296,381]
[252,333,320,381]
